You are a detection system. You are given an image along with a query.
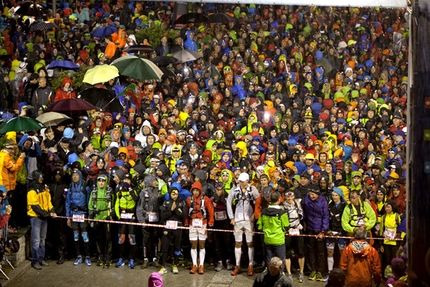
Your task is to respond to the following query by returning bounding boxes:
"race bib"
[215,211,227,221]
[166,220,178,230]
[148,212,159,222]
[289,228,300,236]
[192,218,203,228]
[120,213,133,220]
[72,214,85,222]
[384,228,396,240]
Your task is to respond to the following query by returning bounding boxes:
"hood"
[262,205,284,216]
[140,120,152,135]
[350,240,372,257]
[118,147,129,157]
[144,175,156,187]
[67,153,79,165]
[71,170,84,190]
[194,170,207,183]
[191,181,202,195]
[236,141,248,157]
[62,77,72,87]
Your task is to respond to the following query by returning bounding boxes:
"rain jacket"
[340,239,382,287]
[257,205,290,246]
[88,174,114,220]
[227,182,259,223]
[184,30,197,51]
[0,149,24,191]
[27,182,54,218]
[302,194,329,233]
[136,175,162,223]
[65,170,89,217]
[54,78,76,102]
[341,200,377,234]
[185,182,214,226]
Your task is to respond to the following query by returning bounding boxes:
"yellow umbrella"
[83,64,119,85]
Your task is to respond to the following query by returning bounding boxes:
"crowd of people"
[0,1,410,286]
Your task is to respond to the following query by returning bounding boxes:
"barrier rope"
[56,215,403,241]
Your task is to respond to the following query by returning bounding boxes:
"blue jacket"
[184,30,197,51]
[65,170,89,217]
[302,194,329,232]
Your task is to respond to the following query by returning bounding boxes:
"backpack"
[189,196,207,218]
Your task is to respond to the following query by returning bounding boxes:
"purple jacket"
[302,195,329,232]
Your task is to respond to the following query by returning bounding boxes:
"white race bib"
[384,228,396,240]
[289,228,300,236]
[215,211,227,221]
[120,213,133,220]
[166,220,178,230]
[72,214,85,223]
[148,212,159,222]
[192,218,203,228]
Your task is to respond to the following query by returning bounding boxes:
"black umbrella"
[151,56,178,66]
[174,13,210,25]
[159,67,176,78]
[30,21,58,32]
[208,13,236,23]
[124,45,154,53]
[15,1,50,17]
[79,88,124,113]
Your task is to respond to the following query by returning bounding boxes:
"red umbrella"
[48,98,96,113]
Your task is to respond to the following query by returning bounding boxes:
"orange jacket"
[0,150,24,191]
[104,42,117,59]
[340,239,382,287]
[185,182,214,226]
[254,193,284,220]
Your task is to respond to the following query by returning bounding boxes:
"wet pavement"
[3,259,325,287]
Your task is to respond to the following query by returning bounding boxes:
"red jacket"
[185,182,214,226]
[340,239,382,287]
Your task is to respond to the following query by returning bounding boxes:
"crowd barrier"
[56,215,403,241]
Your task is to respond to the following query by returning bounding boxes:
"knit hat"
[114,169,125,180]
[332,187,345,201]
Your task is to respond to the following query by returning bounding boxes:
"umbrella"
[36,112,71,126]
[15,1,50,17]
[79,88,124,113]
[48,98,96,113]
[47,59,80,70]
[174,12,210,25]
[124,45,154,53]
[83,65,119,85]
[111,55,163,81]
[151,56,178,66]
[90,25,118,38]
[171,49,202,63]
[159,67,176,78]
[29,21,58,32]
[0,117,45,134]
[208,13,236,23]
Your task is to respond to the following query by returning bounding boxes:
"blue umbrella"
[90,25,118,38]
[47,60,80,70]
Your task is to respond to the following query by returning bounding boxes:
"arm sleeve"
[136,193,145,223]
[365,202,377,231]
[4,156,24,173]
[205,197,215,226]
[371,249,382,284]
[226,189,235,219]
[322,199,330,231]
[339,246,349,272]
[115,196,120,219]
[65,189,71,217]
[341,205,354,234]
[254,196,262,220]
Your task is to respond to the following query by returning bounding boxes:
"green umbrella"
[111,55,163,81]
[0,117,45,134]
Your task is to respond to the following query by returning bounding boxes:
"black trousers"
[306,230,326,273]
[160,228,182,266]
